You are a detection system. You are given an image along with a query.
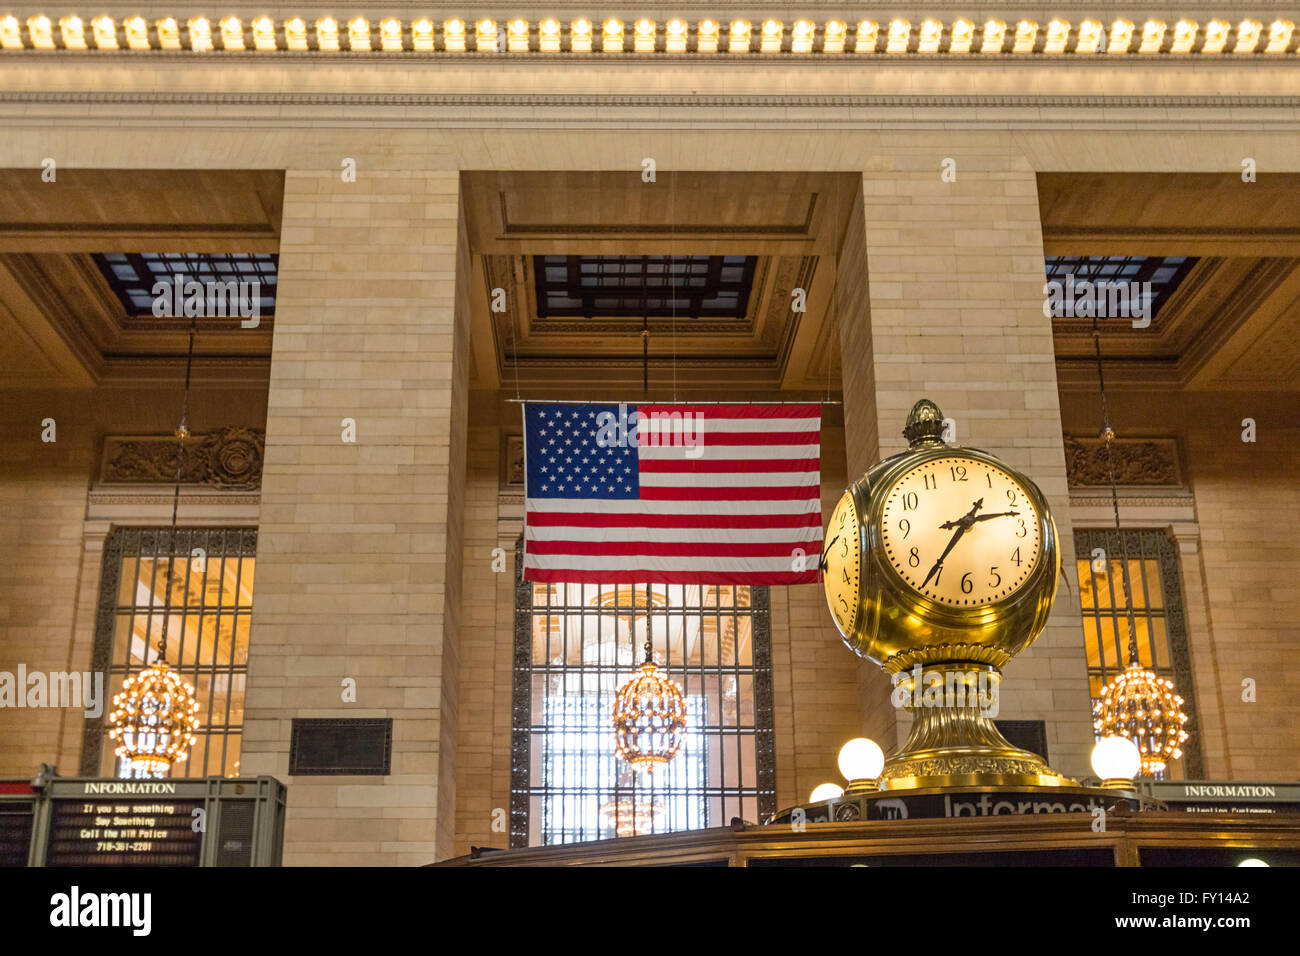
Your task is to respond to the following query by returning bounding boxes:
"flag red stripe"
[639,457,820,474]
[525,540,818,557]
[526,511,823,529]
[637,403,822,419]
[635,430,820,446]
[638,485,821,501]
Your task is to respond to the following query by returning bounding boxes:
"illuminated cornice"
[0,13,1296,56]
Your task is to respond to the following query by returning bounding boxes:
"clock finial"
[902,399,947,447]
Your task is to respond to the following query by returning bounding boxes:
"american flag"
[522,403,823,585]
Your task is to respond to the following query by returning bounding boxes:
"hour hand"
[939,498,985,530]
[818,535,838,572]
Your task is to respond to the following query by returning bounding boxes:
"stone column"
[241,169,470,864]
[837,145,1094,777]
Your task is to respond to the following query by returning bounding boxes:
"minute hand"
[920,524,969,588]
[969,510,1020,523]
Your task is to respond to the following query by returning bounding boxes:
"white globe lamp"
[838,737,885,794]
[1091,735,1141,789]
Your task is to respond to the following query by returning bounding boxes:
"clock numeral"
[841,568,851,585]
[839,597,849,614]
[902,492,919,511]
[899,518,910,539]
[1006,488,1019,505]
[1015,517,1028,538]
[950,465,968,482]
[908,547,920,568]
[986,472,993,488]
[933,566,942,585]
[1011,547,1022,567]
[922,474,935,490]
[960,572,973,594]
[989,566,1001,588]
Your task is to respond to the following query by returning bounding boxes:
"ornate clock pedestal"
[881,665,1073,790]
[823,398,1079,795]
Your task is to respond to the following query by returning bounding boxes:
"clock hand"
[819,535,838,573]
[920,524,967,588]
[938,498,985,531]
[968,510,1020,523]
[922,499,985,588]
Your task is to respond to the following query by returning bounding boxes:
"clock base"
[879,669,1076,790]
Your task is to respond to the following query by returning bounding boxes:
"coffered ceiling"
[1042,173,1300,391]
[2,168,1297,394]
[0,169,281,388]
[462,171,855,395]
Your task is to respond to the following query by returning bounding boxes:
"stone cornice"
[4,91,1300,131]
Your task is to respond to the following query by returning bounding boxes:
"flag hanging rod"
[506,399,842,405]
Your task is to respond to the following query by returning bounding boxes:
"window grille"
[511,542,775,846]
[1043,256,1196,320]
[533,254,757,318]
[84,527,257,778]
[93,252,277,316]
[1073,528,1203,779]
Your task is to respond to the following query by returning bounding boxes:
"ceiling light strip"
[0,16,1296,56]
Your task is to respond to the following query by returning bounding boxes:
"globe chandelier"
[107,310,201,779]
[612,636,688,774]
[598,797,665,838]
[1087,312,1189,777]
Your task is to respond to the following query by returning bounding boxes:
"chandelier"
[1087,311,1190,777]
[1093,665,1188,775]
[598,798,665,838]
[612,639,687,773]
[107,311,202,779]
[108,661,200,778]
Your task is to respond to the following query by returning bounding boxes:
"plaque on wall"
[289,718,393,775]
[994,720,1050,762]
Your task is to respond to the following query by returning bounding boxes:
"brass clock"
[821,399,1068,790]
[823,400,1058,674]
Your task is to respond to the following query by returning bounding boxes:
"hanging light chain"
[1091,315,1139,665]
[159,311,198,662]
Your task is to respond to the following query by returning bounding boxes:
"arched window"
[510,542,775,847]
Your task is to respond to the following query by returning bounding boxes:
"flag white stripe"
[637,444,819,460]
[526,526,823,543]
[524,554,803,572]
[526,497,822,515]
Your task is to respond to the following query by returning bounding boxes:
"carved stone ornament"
[1063,435,1181,487]
[100,426,265,488]
[505,435,525,487]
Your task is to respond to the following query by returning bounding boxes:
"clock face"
[879,456,1042,608]
[822,492,861,635]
